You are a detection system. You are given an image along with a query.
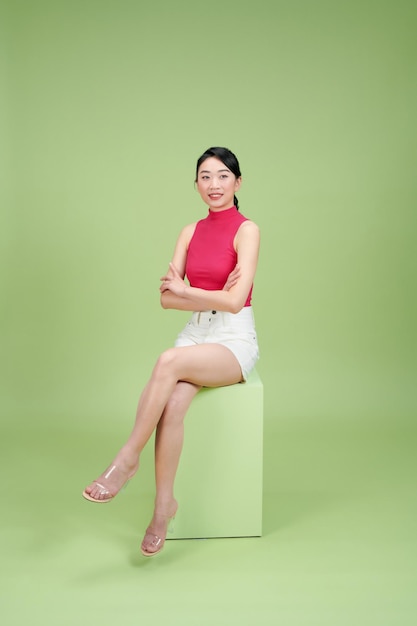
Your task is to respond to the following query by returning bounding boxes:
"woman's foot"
[141,499,178,557]
[82,451,139,503]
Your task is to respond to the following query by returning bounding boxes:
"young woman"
[83,147,260,556]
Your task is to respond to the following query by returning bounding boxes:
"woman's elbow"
[160,294,170,309]
[228,298,245,314]
[226,290,251,314]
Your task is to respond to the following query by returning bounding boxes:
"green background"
[1,1,416,625]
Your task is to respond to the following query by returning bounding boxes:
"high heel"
[82,463,137,503]
[140,502,178,557]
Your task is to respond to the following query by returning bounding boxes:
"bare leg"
[124,344,242,453]
[155,380,201,506]
[84,344,242,502]
[141,381,200,555]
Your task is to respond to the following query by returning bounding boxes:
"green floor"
[2,417,416,626]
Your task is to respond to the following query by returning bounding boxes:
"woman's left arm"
[161,221,260,314]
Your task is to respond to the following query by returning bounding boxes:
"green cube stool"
[168,368,263,539]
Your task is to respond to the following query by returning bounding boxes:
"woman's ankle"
[117,445,140,465]
[154,496,178,516]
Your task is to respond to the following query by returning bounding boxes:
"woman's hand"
[161,262,240,296]
[160,262,188,297]
[223,264,241,291]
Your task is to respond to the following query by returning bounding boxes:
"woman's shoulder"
[177,221,198,247]
[181,221,198,236]
[239,218,260,235]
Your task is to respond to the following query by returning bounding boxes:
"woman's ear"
[235,176,242,192]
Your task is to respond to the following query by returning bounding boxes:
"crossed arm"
[160,220,260,314]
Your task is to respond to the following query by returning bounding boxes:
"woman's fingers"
[223,264,241,291]
[160,262,178,286]
[169,262,181,277]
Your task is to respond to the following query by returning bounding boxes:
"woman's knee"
[154,347,179,377]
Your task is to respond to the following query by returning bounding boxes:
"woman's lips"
[209,193,222,199]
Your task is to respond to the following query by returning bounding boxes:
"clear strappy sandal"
[82,463,137,503]
[141,503,178,557]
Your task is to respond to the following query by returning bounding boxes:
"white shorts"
[174,306,259,381]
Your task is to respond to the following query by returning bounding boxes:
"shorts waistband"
[191,306,254,328]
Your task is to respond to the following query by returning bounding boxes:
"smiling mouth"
[209,193,222,199]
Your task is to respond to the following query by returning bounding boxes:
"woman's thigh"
[160,344,243,387]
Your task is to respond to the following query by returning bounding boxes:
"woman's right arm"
[160,224,197,311]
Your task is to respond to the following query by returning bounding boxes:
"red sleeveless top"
[185,206,253,307]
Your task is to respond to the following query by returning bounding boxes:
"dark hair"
[195,146,242,210]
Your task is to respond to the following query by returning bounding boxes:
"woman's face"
[196,157,241,211]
